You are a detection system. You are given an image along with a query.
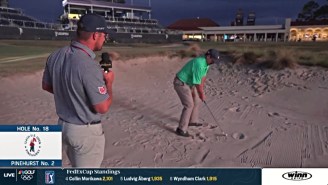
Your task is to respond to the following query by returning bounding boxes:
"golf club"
[203,101,228,137]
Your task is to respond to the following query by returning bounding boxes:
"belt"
[174,76,184,84]
[59,118,101,125]
[175,76,192,87]
[88,120,101,125]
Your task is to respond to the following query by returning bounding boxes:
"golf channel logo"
[24,134,42,156]
[282,171,312,181]
[18,170,35,181]
[45,171,55,184]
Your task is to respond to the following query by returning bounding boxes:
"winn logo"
[282,171,312,181]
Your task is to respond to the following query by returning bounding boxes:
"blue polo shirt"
[42,41,109,125]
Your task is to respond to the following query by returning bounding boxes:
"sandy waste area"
[1,55,328,168]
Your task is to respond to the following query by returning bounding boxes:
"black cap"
[205,49,220,63]
[77,13,110,34]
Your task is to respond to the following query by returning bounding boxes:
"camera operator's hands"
[103,70,114,85]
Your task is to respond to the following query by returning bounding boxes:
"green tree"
[314,4,328,18]
[298,0,320,20]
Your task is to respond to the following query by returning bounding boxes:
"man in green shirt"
[174,49,220,137]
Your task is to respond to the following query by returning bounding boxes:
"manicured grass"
[0,57,46,76]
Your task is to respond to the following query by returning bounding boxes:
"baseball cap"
[206,49,220,63]
[77,13,110,34]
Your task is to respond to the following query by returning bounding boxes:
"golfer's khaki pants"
[59,120,105,168]
[174,77,200,132]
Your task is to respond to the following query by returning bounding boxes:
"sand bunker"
[1,55,328,168]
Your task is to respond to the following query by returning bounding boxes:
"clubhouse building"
[168,18,328,42]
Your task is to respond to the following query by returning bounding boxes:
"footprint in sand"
[133,115,144,121]
[193,148,211,164]
[197,123,220,130]
[215,133,228,142]
[228,107,241,112]
[241,96,249,100]
[253,93,263,97]
[229,90,239,96]
[252,104,262,108]
[268,112,280,117]
[196,132,207,140]
[237,80,244,85]
[193,122,212,128]
[209,125,217,129]
[232,132,246,140]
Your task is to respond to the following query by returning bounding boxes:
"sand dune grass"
[232,49,298,70]
[0,40,327,76]
[205,42,328,70]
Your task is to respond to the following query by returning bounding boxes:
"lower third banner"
[0,168,261,185]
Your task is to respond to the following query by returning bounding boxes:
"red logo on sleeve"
[98,86,107,94]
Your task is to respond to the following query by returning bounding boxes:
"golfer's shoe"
[176,128,190,137]
[189,122,203,127]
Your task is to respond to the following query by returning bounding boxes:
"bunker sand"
[1,56,328,167]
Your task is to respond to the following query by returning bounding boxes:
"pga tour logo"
[45,171,55,184]
[282,171,312,181]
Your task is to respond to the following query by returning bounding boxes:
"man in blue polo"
[42,13,114,167]
[174,49,220,137]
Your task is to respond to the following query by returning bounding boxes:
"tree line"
[298,0,328,21]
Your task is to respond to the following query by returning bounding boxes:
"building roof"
[183,25,287,35]
[291,19,328,26]
[62,0,151,11]
[167,18,219,31]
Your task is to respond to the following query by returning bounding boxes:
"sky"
[7,0,328,26]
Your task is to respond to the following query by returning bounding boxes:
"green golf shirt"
[177,56,209,86]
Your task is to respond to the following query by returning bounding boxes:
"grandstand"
[61,0,164,34]
[0,6,49,28]
[0,0,182,43]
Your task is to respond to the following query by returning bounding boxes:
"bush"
[233,51,261,65]
[232,49,298,70]
[258,49,297,70]
[171,43,202,58]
